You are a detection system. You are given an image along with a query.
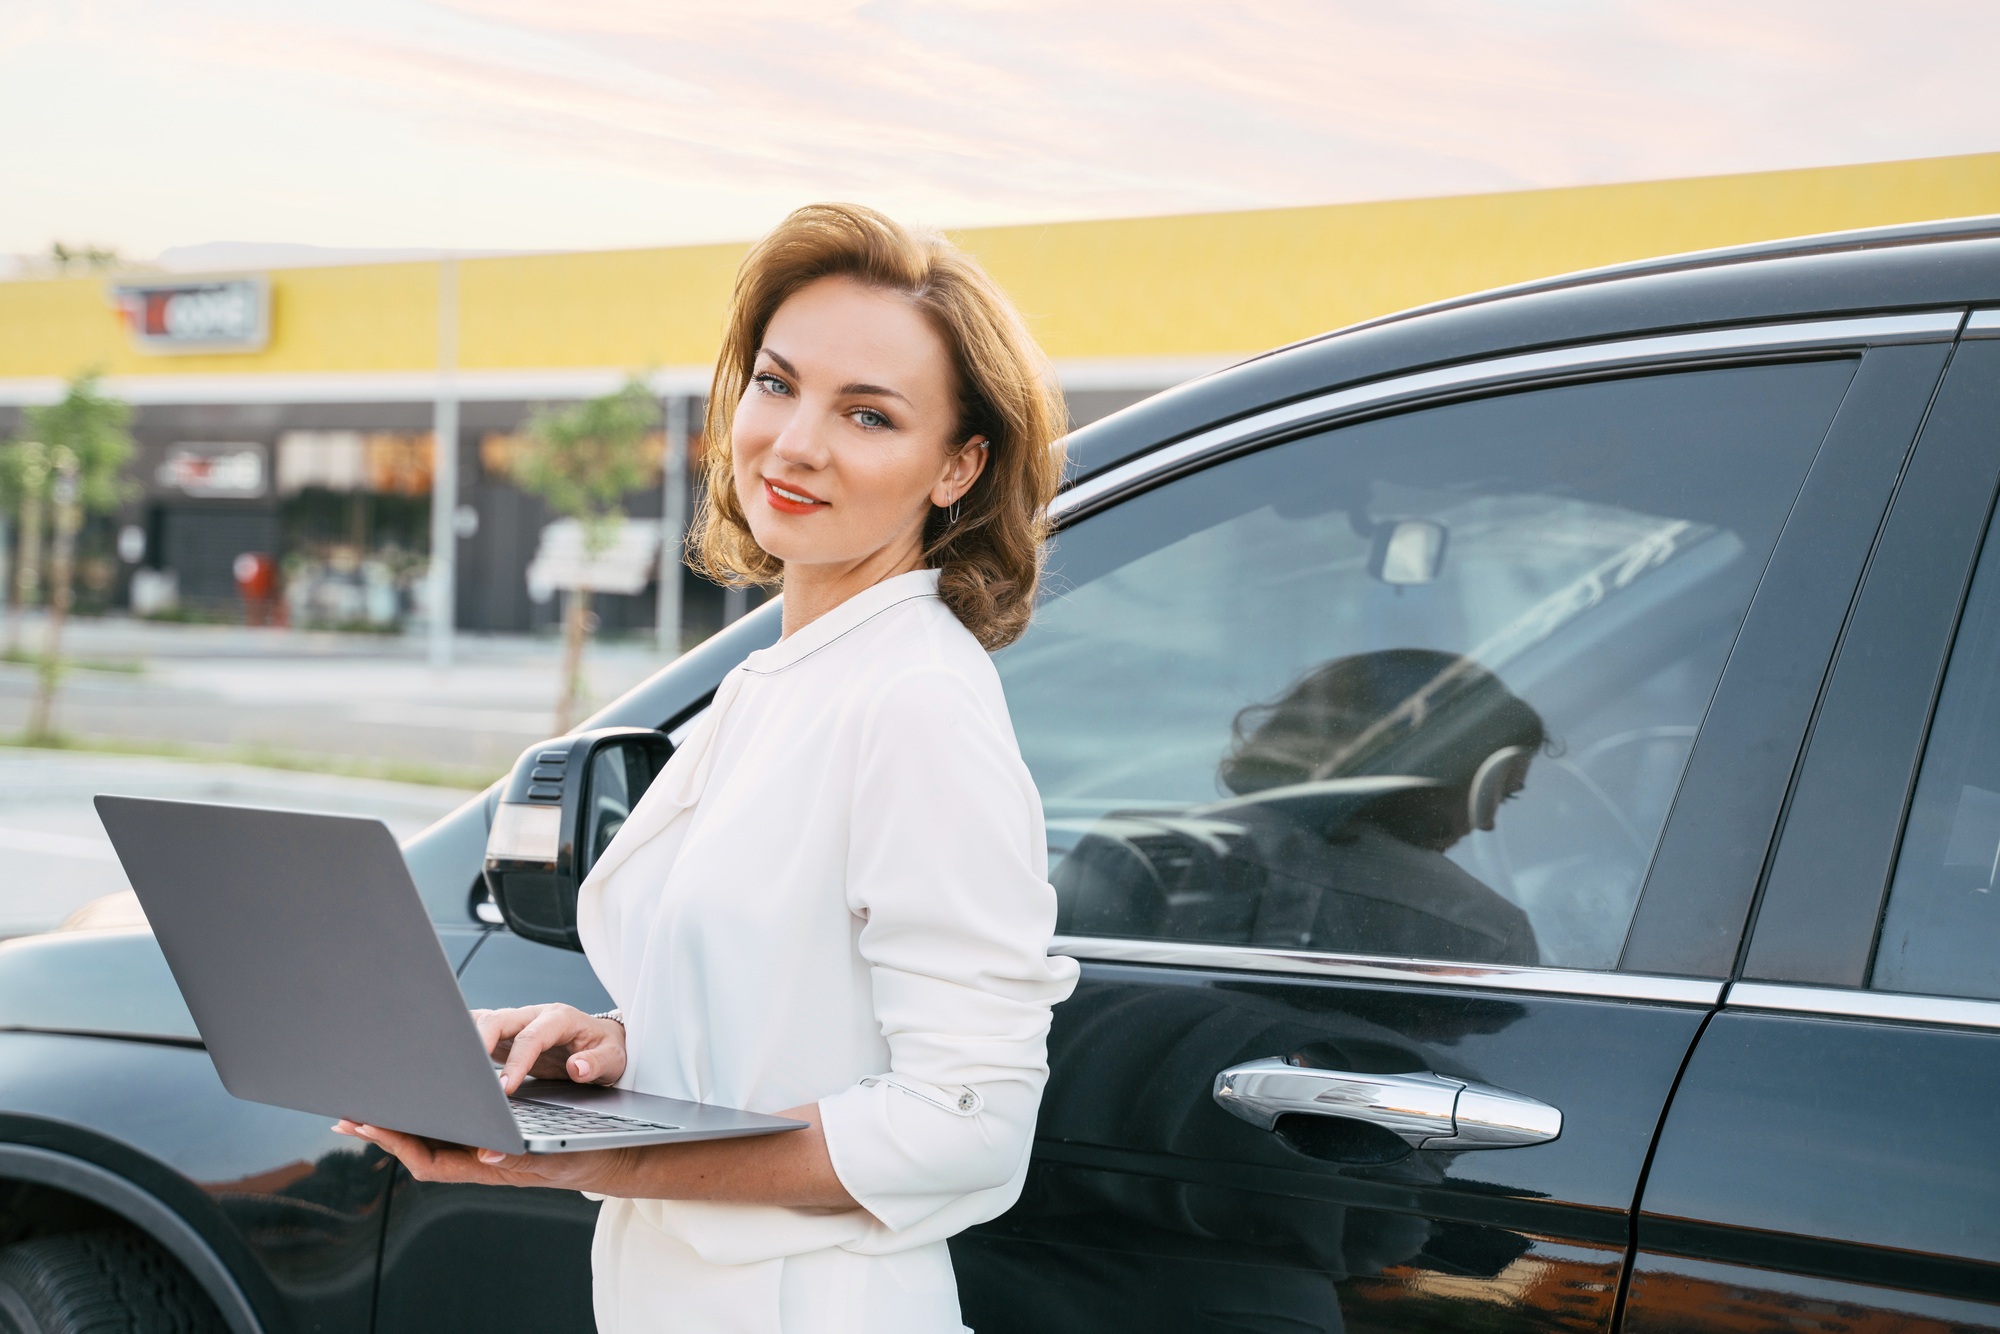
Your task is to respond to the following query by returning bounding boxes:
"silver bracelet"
[593,1009,625,1026]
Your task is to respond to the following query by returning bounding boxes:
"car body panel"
[454,927,614,1016]
[0,925,487,1047]
[1634,1013,2000,1287]
[371,879,616,1329]
[1627,337,2000,1327]
[954,964,1704,1333]
[1623,1253,2000,1334]
[0,1031,392,1334]
[374,1170,597,1333]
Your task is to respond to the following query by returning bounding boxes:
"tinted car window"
[996,362,1853,969]
[1874,498,2000,1001]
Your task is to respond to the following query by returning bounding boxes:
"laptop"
[94,795,804,1154]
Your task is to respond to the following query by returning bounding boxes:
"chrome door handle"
[1212,1057,1561,1150]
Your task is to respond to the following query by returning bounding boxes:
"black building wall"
[2,384,1147,634]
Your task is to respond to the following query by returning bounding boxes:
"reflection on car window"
[996,362,1853,969]
[1875,502,2000,1002]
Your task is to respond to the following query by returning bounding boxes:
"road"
[0,614,664,779]
[0,750,479,938]
[0,613,678,938]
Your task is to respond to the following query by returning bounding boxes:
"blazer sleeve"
[816,665,1079,1233]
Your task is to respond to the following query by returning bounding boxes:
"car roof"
[1066,213,2000,483]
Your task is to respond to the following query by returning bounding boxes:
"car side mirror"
[483,727,672,950]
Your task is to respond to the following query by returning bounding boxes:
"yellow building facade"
[3,149,1999,401]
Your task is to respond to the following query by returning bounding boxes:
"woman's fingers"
[475,1005,567,1091]
[468,1003,625,1090]
[496,1007,588,1093]
[345,1123,518,1184]
[339,1120,623,1194]
[472,1006,540,1058]
[575,1015,627,1084]
[495,1011,552,1093]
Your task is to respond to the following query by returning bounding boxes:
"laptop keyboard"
[508,1098,679,1136]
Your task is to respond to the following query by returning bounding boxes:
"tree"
[511,377,660,733]
[47,242,124,274]
[19,372,134,742]
[0,438,51,659]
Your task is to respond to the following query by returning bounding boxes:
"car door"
[371,877,615,1329]
[948,318,1958,1333]
[1624,321,2000,1331]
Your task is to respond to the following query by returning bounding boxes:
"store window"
[275,430,434,630]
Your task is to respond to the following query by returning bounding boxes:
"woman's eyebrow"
[840,381,910,404]
[756,347,909,405]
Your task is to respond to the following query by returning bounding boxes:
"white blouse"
[576,568,1079,1333]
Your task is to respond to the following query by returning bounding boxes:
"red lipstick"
[763,477,827,515]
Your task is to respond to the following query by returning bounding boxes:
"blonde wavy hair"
[688,202,1066,650]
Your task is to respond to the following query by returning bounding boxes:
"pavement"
[0,612,678,939]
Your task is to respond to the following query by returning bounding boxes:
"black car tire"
[0,1231,225,1334]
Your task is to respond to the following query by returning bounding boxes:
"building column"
[428,257,459,668]
[656,393,689,657]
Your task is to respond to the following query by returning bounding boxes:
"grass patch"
[135,607,240,626]
[0,649,143,675]
[0,732,498,790]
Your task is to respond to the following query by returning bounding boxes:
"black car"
[6,217,2000,1334]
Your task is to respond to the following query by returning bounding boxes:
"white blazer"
[577,568,1079,1333]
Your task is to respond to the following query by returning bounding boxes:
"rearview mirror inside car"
[1369,518,1448,586]
[483,727,673,950]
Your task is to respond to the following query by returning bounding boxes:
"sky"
[3,0,1997,263]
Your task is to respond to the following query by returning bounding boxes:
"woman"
[1211,648,1544,963]
[338,203,1080,1332]
[1052,648,1542,963]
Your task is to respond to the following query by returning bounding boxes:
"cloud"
[276,0,2000,199]
[2,0,1996,253]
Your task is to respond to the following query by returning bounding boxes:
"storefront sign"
[111,278,270,353]
[158,443,267,499]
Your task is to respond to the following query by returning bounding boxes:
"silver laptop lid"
[95,795,524,1154]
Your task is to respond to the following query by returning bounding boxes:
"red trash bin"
[233,552,279,626]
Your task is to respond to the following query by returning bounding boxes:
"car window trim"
[1741,338,2000,987]
[1050,937,1722,1005]
[1055,311,1964,519]
[1726,980,2000,1033]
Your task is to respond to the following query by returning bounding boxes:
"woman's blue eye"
[754,373,791,396]
[853,408,890,430]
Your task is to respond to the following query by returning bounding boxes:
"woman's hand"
[335,1104,860,1210]
[333,1121,639,1192]
[472,1003,627,1094]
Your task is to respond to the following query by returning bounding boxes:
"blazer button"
[957,1092,975,1112]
